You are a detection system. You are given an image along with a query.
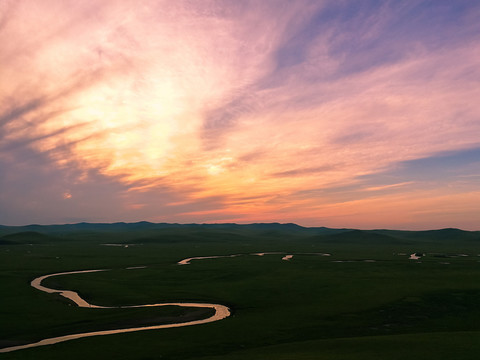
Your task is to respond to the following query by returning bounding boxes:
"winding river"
[2,251,339,353]
[0,268,230,353]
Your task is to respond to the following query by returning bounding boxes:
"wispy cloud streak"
[1,0,479,229]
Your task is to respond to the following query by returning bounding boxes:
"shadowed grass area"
[194,331,480,360]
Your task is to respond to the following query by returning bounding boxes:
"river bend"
[0,269,230,353]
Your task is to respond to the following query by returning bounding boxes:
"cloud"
[271,165,336,178]
[1,1,479,228]
[357,146,480,185]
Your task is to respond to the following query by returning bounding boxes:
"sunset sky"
[1,0,479,230]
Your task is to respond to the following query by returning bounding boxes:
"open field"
[1,223,480,359]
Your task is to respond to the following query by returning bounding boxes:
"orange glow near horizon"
[1,1,480,229]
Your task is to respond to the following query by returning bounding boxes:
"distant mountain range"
[0,222,479,244]
[0,221,340,234]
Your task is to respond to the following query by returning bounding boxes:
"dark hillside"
[0,231,55,244]
[321,229,407,244]
[376,228,480,242]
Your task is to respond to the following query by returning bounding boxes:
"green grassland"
[0,223,480,359]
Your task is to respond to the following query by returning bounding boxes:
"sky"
[1,0,479,230]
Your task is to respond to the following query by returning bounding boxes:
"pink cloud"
[1,1,479,228]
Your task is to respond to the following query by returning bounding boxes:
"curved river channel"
[0,268,231,353]
[1,252,334,353]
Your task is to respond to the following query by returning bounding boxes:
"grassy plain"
[0,223,480,359]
